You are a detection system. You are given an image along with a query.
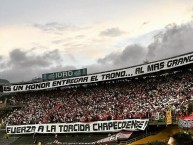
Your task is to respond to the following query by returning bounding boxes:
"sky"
[0,0,193,83]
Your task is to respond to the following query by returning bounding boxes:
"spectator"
[168,132,193,145]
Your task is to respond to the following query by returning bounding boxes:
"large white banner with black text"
[6,119,149,134]
[3,52,193,93]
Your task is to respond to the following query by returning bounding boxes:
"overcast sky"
[0,0,193,83]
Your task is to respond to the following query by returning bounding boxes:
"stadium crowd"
[2,68,193,125]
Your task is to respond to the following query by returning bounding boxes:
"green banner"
[42,68,87,81]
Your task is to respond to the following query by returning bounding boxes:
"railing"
[127,132,157,144]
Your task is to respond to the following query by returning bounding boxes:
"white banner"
[93,131,133,144]
[6,119,149,134]
[3,52,193,93]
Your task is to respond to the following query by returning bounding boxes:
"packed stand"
[2,68,193,125]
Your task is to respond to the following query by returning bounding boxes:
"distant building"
[0,79,10,93]
[0,79,10,85]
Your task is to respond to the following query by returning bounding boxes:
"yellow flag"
[166,110,172,125]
